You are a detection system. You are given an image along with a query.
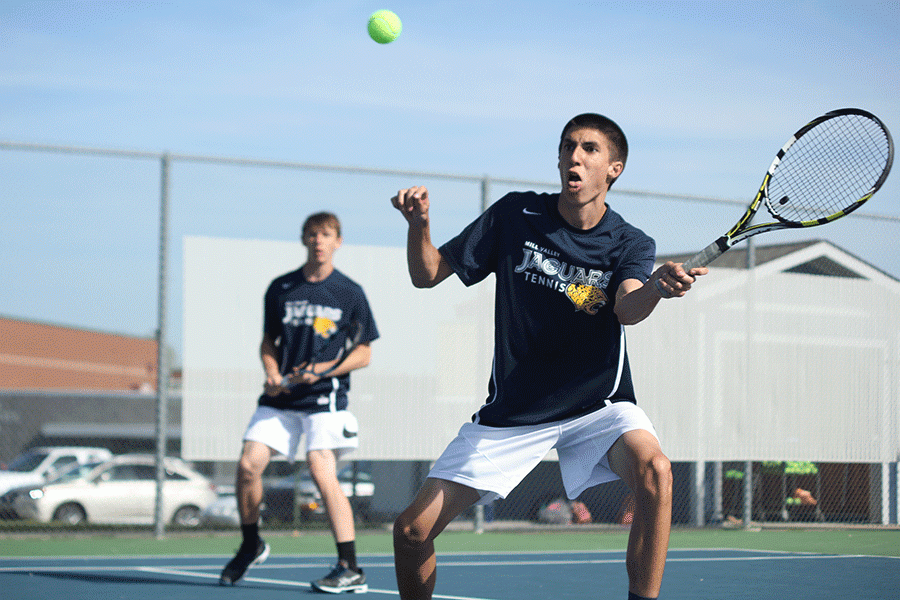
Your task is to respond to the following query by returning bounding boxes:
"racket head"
[763,108,893,226]
[681,108,893,273]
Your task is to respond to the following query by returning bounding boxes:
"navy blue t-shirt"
[439,191,655,427]
[258,267,378,413]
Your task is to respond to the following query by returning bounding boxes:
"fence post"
[692,461,705,526]
[743,238,756,530]
[473,505,485,534]
[154,153,171,540]
[743,460,753,529]
[712,461,723,523]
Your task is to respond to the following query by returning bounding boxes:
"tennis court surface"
[3,548,897,599]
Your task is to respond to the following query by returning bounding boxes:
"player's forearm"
[406,222,447,288]
[614,278,662,326]
[616,264,706,324]
[259,336,282,379]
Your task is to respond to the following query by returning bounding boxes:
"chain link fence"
[1,141,898,534]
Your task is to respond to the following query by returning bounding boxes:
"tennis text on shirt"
[515,241,611,314]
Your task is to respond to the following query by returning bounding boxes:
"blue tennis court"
[2,549,897,599]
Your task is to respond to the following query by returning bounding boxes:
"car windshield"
[47,462,103,484]
[5,450,49,472]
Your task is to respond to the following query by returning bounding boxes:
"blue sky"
[1,1,898,357]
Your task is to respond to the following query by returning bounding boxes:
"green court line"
[1,527,897,558]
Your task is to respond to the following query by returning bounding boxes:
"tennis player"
[220,212,378,594]
[390,114,706,600]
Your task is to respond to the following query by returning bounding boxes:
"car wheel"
[54,503,87,525]
[172,505,201,528]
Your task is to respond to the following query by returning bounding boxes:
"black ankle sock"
[337,541,357,571]
[240,523,260,547]
[628,592,657,600]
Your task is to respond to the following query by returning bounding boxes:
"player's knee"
[638,453,673,501]
[393,513,430,548]
[237,453,266,482]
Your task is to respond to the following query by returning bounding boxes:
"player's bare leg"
[308,448,355,543]
[220,441,273,586]
[307,448,368,593]
[393,478,481,600]
[236,441,273,524]
[608,429,672,598]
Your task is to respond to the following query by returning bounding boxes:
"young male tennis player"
[219,212,378,594]
[390,114,706,600]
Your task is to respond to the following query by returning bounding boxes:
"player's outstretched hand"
[653,261,708,299]
[392,186,430,226]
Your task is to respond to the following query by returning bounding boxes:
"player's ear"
[608,161,624,180]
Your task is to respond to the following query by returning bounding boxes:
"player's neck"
[557,193,608,230]
[302,261,334,282]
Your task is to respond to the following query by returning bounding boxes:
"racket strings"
[766,114,891,224]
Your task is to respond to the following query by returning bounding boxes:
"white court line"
[2,549,890,600]
[0,552,871,574]
[420,555,858,567]
[137,566,496,600]
[4,548,896,561]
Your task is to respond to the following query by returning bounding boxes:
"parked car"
[200,485,243,528]
[261,462,373,524]
[0,446,113,498]
[1,460,102,519]
[11,453,217,527]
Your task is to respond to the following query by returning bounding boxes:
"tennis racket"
[681,108,893,272]
[281,320,363,389]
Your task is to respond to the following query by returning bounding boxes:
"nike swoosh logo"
[342,427,358,439]
[522,208,541,215]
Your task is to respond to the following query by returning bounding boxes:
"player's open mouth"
[566,171,582,189]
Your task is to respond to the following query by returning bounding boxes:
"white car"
[12,453,218,527]
[0,446,113,497]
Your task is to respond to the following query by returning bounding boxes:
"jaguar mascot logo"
[565,283,607,315]
[312,317,338,338]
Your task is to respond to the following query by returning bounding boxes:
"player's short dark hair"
[559,113,628,188]
[302,212,342,238]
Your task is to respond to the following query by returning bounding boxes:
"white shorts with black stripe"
[243,405,359,462]
[428,402,657,504]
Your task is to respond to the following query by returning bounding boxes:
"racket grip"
[681,238,726,272]
[280,374,295,391]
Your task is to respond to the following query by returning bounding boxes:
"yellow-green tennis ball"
[368,10,401,44]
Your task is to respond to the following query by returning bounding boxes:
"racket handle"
[681,238,726,272]
[280,374,295,391]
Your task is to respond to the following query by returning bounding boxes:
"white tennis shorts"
[428,402,658,504]
[243,405,359,461]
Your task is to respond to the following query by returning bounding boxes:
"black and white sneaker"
[219,538,270,585]
[311,563,368,594]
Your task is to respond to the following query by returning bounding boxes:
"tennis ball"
[368,9,402,44]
